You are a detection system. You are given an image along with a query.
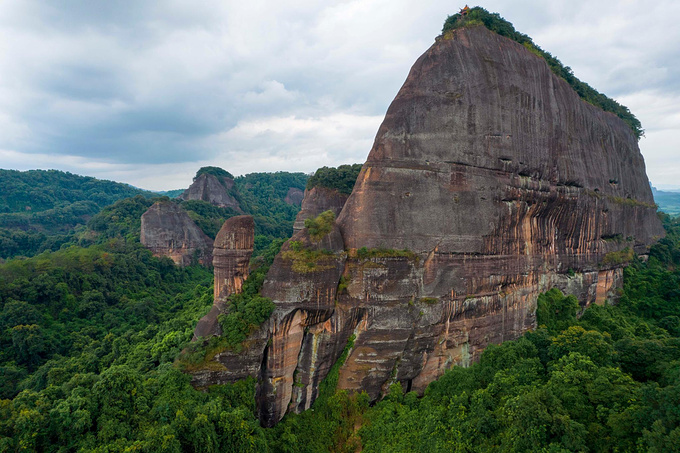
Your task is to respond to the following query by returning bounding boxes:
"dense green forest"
[442,7,644,139]
[0,170,154,259]
[1,166,679,451]
[0,169,309,260]
[1,197,680,450]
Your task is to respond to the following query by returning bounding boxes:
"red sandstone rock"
[140,201,213,267]
[188,25,664,426]
[193,215,254,340]
[293,186,349,233]
[179,173,242,212]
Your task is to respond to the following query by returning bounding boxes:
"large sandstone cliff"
[190,25,663,426]
[140,201,213,266]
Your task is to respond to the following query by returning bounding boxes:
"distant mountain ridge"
[653,187,680,216]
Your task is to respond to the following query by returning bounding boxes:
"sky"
[0,1,678,191]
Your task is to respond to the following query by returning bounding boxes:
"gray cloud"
[0,0,678,190]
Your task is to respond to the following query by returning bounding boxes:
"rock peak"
[179,170,242,212]
[187,22,663,427]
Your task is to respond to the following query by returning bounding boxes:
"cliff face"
[284,187,304,206]
[193,215,254,340]
[179,173,242,212]
[140,201,213,266]
[292,187,349,233]
[189,25,663,426]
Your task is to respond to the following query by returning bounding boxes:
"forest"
[0,169,308,260]
[0,166,679,450]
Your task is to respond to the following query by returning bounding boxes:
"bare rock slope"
[190,25,663,426]
[140,201,213,267]
[179,173,242,212]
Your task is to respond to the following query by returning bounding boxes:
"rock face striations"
[179,172,242,212]
[292,187,350,233]
[140,201,213,266]
[193,216,255,340]
[189,25,663,426]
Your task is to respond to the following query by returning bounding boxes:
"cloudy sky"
[0,1,678,191]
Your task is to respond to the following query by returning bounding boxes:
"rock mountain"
[189,24,663,426]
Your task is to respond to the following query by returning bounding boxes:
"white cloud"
[0,0,678,189]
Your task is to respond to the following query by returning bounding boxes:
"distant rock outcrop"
[179,171,242,212]
[292,187,349,233]
[193,216,254,340]
[188,24,664,426]
[140,201,213,266]
[284,187,304,206]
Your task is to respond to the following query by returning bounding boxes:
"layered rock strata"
[292,187,350,233]
[190,25,663,426]
[179,173,242,212]
[140,201,213,266]
[193,216,255,340]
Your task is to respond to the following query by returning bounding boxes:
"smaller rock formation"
[140,201,213,266]
[284,187,304,206]
[193,215,255,340]
[293,187,350,233]
[179,171,242,212]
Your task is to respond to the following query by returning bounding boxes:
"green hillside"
[0,170,155,259]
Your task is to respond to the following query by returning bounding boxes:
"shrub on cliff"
[304,210,335,241]
[306,164,362,195]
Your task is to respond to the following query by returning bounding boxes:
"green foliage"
[0,229,280,450]
[86,194,160,243]
[180,199,241,239]
[0,169,153,259]
[281,247,336,274]
[234,172,309,242]
[304,210,335,241]
[602,247,635,266]
[305,164,362,195]
[536,288,580,333]
[442,7,644,139]
[194,166,234,181]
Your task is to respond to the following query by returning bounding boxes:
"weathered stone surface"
[193,215,254,340]
[140,201,213,266]
[284,187,304,206]
[188,25,663,426]
[179,173,242,212]
[293,187,349,233]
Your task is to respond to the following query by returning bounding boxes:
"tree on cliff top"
[194,166,234,181]
[306,164,362,195]
[442,7,644,139]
